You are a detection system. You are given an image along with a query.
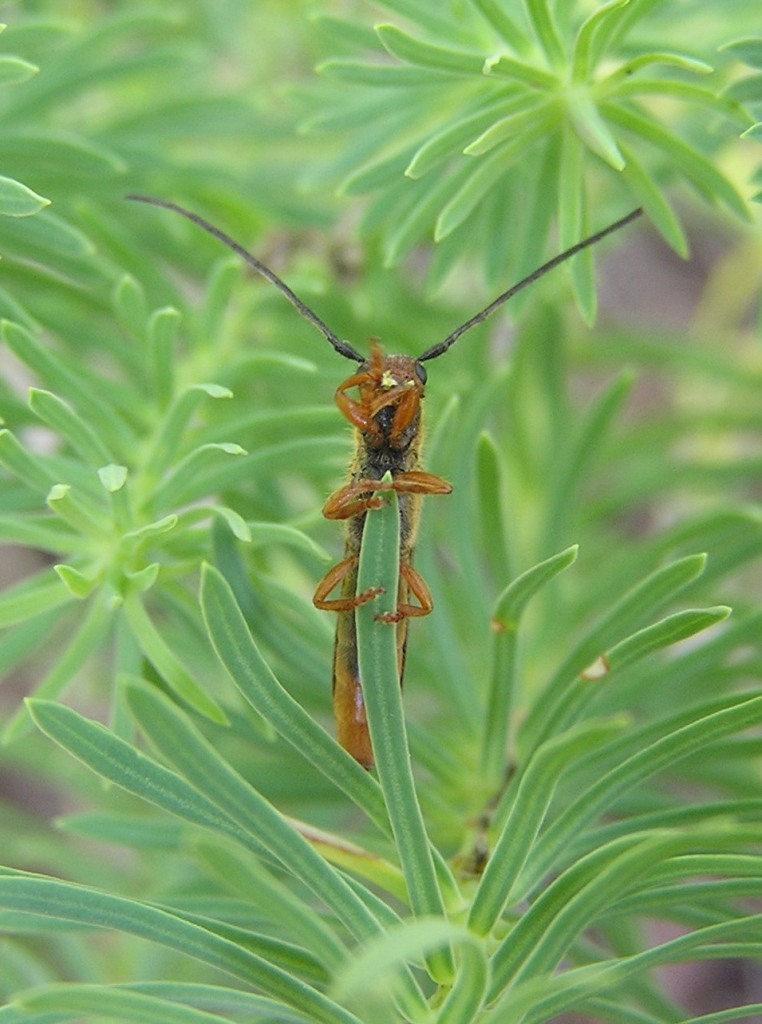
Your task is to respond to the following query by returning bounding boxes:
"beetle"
[127,194,641,767]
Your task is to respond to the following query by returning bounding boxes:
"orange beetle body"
[312,344,452,768]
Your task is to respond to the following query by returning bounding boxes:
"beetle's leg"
[323,471,452,521]
[389,384,422,438]
[376,562,434,623]
[389,470,453,496]
[334,370,382,437]
[313,555,383,612]
[322,482,386,521]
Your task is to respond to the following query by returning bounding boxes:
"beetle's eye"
[414,363,427,385]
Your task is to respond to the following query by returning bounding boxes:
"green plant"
[1,2,761,1023]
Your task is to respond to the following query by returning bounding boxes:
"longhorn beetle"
[127,194,641,768]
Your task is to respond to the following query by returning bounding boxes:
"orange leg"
[323,471,452,521]
[313,555,383,612]
[376,562,434,623]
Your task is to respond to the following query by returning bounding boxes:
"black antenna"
[125,194,365,363]
[418,207,642,363]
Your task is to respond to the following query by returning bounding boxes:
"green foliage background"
[0,1,761,1022]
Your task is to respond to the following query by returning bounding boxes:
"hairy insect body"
[128,195,642,770]
[333,371,421,767]
[313,345,452,768]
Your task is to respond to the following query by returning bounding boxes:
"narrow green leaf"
[604,102,749,218]
[515,693,762,899]
[0,55,38,85]
[475,432,512,591]
[0,875,359,1024]
[195,257,245,344]
[435,152,512,241]
[311,14,379,50]
[437,118,554,240]
[14,978,313,1024]
[648,1001,762,1024]
[28,698,266,854]
[142,384,234,482]
[491,831,722,996]
[482,545,580,781]
[567,89,625,169]
[406,99,519,179]
[502,918,762,1023]
[607,51,714,80]
[542,371,634,552]
[613,78,751,127]
[572,0,630,80]
[618,142,688,255]
[122,592,228,724]
[471,717,627,936]
[522,552,708,753]
[18,985,237,1024]
[604,606,731,673]
[341,151,412,196]
[195,836,347,967]
[355,484,452,982]
[524,0,565,70]
[0,571,72,628]
[107,472,132,532]
[125,563,160,592]
[0,514,81,553]
[123,681,391,948]
[199,564,389,831]
[364,0,464,38]
[317,59,451,87]
[463,100,556,157]
[167,911,330,987]
[558,127,596,323]
[246,521,327,559]
[0,175,49,216]
[482,54,558,89]
[438,936,489,1024]
[384,164,471,263]
[372,0,474,40]
[0,428,58,494]
[211,506,250,543]
[2,208,93,258]
[482,625,520,788]
[494,545,579,627]
[147,306,181,409]
[578,798,762,856]
[101,981,313,1023]
[47,483,106,537]
[375,24,485,75]
[333,919,486,1022]
[147,443,245,512]
[194,438,341,501]
[721,37,762,69]
[122,515,177,541]
[1,131,125,179]
[468,0,532,52]
[28,388,113,467]
[54,563,98,599]
[3,321,132,447]
[2,593,113,744]
[113,276,148,338]
[304,93,410,132]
